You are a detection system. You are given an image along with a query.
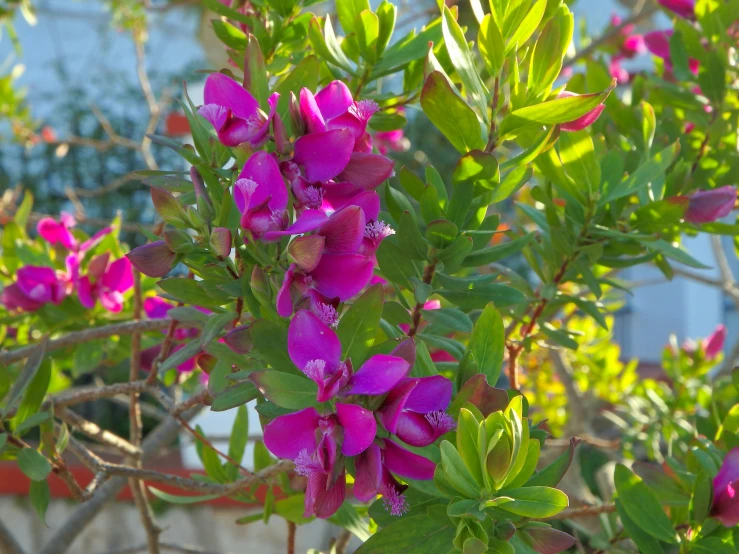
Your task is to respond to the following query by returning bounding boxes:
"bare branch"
[97,542,236,554]
[547,503,616,520]
[0,319,174,366]
[56,408,142,457]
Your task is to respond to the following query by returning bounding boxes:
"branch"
[97,543,235,554]
[0,319,174,366]
[563,5,658,70]
[547,503,616,520]
[56,408,142,457]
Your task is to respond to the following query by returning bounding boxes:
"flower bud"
[151,187,187,227]
[288,235,325,272]
[210,227,232,259]
[494,521,516,542]
[196,352,217,375]
[126,241,177,278]
[273,113,290,155]
[558,91,606,132]
[703,324,726,360]
[185,205,206,231]
[251,266,271,306]
[223,324,253,354]
[685,186,737,224]
[289,91,305,136]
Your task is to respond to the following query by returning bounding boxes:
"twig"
[56,408,142,457]
[563,5,658,69]
[135,36,161,171]
[25,211,147,232]
[0,319,174,366]
[97,543,235,554]
[408,261,438,337]
[334,529,352,554]
[286,521,296,554]
[548,503,617,520]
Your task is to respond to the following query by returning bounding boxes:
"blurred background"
[0,0,733,552]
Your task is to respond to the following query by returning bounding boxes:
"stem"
[408,261,438,337]
[286,521,296,554]
[485,77,500,153]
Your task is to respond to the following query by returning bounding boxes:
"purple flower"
[703,324,726,360]
[712,448,739,526]
[284,310,410,402]
[1,266,70,312]
[234,151,291,239]
[353,439,437,515]
[377,375,455,447]
[684,186,737,224]
[292,81,394,185]
[78,254,133,313]
[263,404,376,518]
[558,91,605,132]
[657,0,695,19]
[198,73,279,148]
[37,213,112,254]
[374,129,409,155]
[126,241,178,278]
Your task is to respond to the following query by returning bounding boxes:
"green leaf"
[397,211,429,260]
[526,438,576,487]
[528,8,572,99]
[72,341,104,378]
[468,303,505,386]
[355,10,380,63]
[336,0,370,34]
[160,340,203,373]
[14,411,52,436]
[613,464,677,544]
[421,71,485,154]
[398,167,426,201]
[14,358,51,429]
[244,34,268,109]
[457,409,485,486]
[438,285,526,311]
[446,182,475,229]
[210,382,260,412]
[453,150,499,191]
[18,448,52,481]
[377,241,421,290]
[441,6,488,119]
[639,239,709,269]
[422,308,472,333]
[600,142,679,204]
[504,0,546,54]
[614,500,665,554]
[158,278,228,308]
[355,514,455,553]
[30,479,50,524]
[212,19,247,50]
[249,371,318,409]
[250,320,295,373]
[440,441,482,498]
[558,131,600,195]
[435,235,474,275]
[690,471,712,524]
[426,220,459,249]
[149,487,221,504]
[228,405,249,467]
[463,232,536,266]
[491,167,532,204]
[698,51,725,106]
[200,312,236,347]
[494,486,568,518]
[337,284,384,365]
[500,83,614,138]
[478,14,505,77]
[371,17,443,78]
[2,335,48,417]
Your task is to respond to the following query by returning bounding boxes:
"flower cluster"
[259,310,455,518]
[1,214,132,313]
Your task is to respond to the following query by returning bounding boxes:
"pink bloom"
[685,186,737,224]
[37,212,77,250]
[263,405,376,518]
[557,91,605,132]
[644,30,700,74]
[712,448,739,526]
[78,254,133,313]
[374,129,409,155]
[377,375,455,447]
[280,310,410,402]
[3,265,70,313]
[234,151,290,240]
[198,73,279,148]
[658,0,695,19]
[703,324,726,360]
[609,56,630,84]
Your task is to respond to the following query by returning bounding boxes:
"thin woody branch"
[56,408,142,457]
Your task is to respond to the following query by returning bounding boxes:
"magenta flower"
[233,151,292,239]
[284,310,410,402]
[292,81,394,186]
[657,0,695,19]
[263,404,377,518]
[557,91,605,131]
[609,56,630,84]
[353,439,437,515]
[374,129,409,155]
[377,375,455,447]
[703,324,726,360]
[712,448,739,526]
[685,186,737,224]
[1,265,69,312]
[37,212,77,250]
[78,254,133,313]
[644,30,700,74]
[198,73,278,148]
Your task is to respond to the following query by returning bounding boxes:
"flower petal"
[263,209,329,241]
[314,81,353,121]
[644,30,672,60]
[299,88,327,134]
[0,283,43,312]
[337,152,395,189]
[293,129,354,183]
[277,266,297,318]
[715,448,739,496]
[77,276,96,309]
[403,375,454,413]
[346,354,410,396]
[102,257,134,293]
[288,309,342,372]
[394,412,437,447]
[353,443,382,502]
[263,407,321,460]
[17,266,58,303]
[336,403,377,456]
[520,527,577,554]
[319,205,366,255]
[311,253,374,300]
[377,379,418,435]
[238,151,289,212]
[345,190,381,221]
[203,72,259,121]
[311,470,347,519]
[382,438,436,480]
[686,186,737,224]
